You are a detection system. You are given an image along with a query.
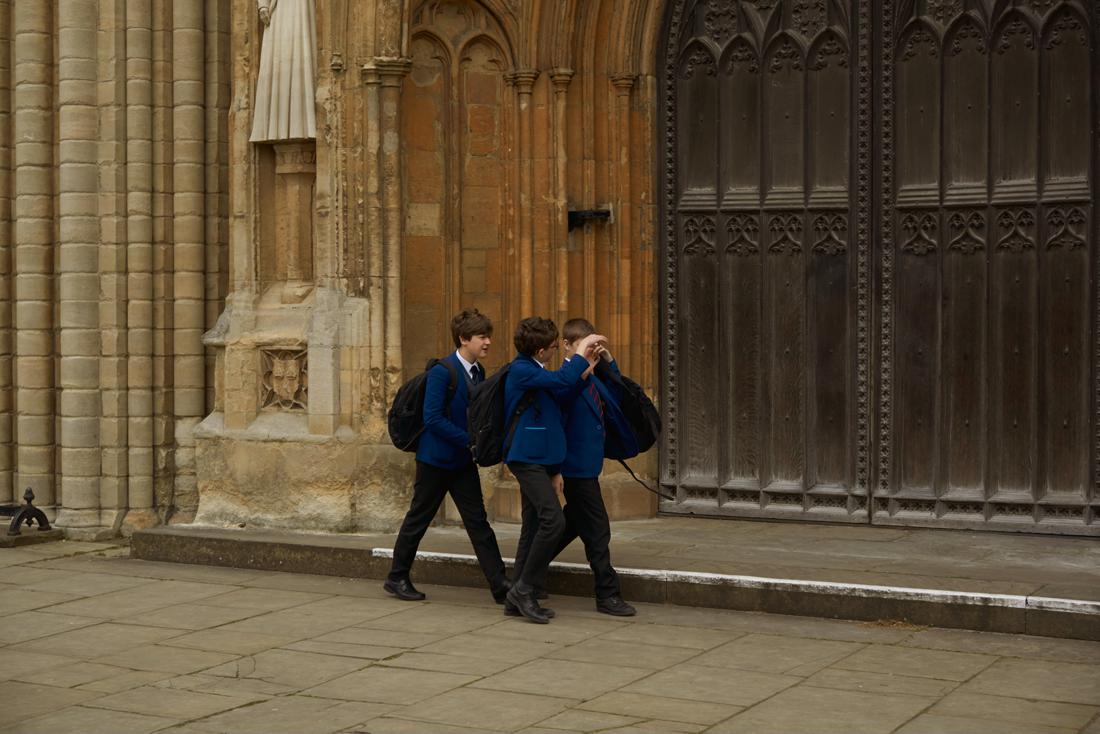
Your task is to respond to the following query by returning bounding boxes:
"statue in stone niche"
[250,0,317,142]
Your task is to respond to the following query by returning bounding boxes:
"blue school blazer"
[416,352,473,470]
[561,358,634,478]
[504,354,589,466]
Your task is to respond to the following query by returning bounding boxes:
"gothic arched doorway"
[659,0,1099,535]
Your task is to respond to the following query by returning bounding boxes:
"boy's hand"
[551,473,564,498]
[599,345,613,363]
[577,334,606,369]
[582,346,609,377]
[576,333,607,357]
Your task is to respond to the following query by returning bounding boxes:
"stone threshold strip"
[370,547,1100,642]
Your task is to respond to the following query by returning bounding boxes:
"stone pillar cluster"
[0,0,231,537]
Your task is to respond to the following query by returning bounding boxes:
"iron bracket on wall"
[0,489,52,536]
[568,208,612,231]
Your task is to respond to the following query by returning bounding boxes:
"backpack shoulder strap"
[503,390,536,454]
[617,459,676,501]
[428,358,460,410]
[441,359,459,404]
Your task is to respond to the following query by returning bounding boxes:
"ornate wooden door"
[659,0,1099,535]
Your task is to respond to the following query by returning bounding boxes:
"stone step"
[132,525,1100,642]
[0,527,64,548]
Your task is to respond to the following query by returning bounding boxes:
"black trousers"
[507,462,566,590]
[513,475,620,599]
[388,460,507,592]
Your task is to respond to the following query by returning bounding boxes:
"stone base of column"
[194,412,416,533]
[55,508,122,541]
[120,508,160,537]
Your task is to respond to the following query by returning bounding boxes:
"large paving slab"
[706,685,937,734]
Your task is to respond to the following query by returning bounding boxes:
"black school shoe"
[383,578,426,601]
[504,598,556,619]
[596,595,636,617]
[492,578,513,604]
[504,587,552,624]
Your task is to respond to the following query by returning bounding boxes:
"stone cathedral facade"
[0,0,1096,539]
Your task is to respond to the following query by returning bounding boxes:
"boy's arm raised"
[511,352,589,391]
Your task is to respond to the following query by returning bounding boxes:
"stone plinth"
[194,412,415,533]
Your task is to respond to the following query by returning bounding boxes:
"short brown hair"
[513,317,558,356]
[451,309,493,347]
[562,318,595,344]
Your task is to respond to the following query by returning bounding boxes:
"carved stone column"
[13,1,56,513]
[549,68,573,328]
[0,0,10,505]
[171,0,208,524]
[360,63,386,436]
[377,57,411,408]
[610,73,636,369]
[55,0,101,533]
[123,0,156,531]
[506,69,538,316]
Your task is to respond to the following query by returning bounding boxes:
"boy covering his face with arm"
[555,318,636,616]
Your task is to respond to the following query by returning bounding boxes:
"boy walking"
[384,309,510,603]
[503,317,604,623]
[556,319,636,616]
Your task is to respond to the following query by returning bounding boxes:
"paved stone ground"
[1,541,1098,734]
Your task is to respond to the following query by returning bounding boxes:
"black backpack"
[466,364,535,467]
[387,359,459,452]
[596,362,661,453]
[594,362,673,501]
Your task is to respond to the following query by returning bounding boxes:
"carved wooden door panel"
[661,0,1099,534]
[661,0,865,522]
[877,0,1097,533]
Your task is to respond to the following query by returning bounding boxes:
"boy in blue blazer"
[503,317,605,623]
[385,309,510,603]
[555,318,636,616]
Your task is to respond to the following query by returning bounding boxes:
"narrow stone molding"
[123,0,156,531]
[97,0,132,534]
[56,0,102,532]
[376,57,411,408]
[13,0,56,512]
[549,67,573,328]
[506,68,539,315]
[611,71,635,369]
[172,0,207,524]
[360,62,386,430]
[0,0,13,504]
